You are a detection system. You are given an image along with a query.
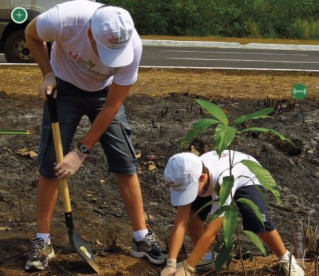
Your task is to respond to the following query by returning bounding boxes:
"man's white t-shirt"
[36,1,142,91]
[199,150,262,215]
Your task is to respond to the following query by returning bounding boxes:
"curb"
[142,39,319,51]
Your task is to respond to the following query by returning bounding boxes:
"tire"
[4,29,34,63]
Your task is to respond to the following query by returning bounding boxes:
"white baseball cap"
[91,6,135,67]
[164,152,203,206]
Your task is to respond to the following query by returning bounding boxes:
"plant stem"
[236,226,247,276]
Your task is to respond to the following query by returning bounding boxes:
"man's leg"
[118,173,167,264]
[26,79,82,271]
[117,173,146,231]
[37,175,59,233]
[25,176,58,271]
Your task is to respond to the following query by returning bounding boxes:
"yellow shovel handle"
[51,122,72,213]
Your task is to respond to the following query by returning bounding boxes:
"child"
[161,150,304,276]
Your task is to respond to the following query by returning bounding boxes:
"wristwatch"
[77,142,91,155]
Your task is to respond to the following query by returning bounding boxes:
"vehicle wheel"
[4,29,34,63]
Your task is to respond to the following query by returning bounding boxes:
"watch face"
[78,143,90,154]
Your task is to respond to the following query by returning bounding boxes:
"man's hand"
[39,72,57,101]
[55,149,87,180]
[161,258,177,276]
[174,261,195,276]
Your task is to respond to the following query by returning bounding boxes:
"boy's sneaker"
[195,259,215,272]
[130,230,168,265]
[279,254,304,276]
[25,238,55,271]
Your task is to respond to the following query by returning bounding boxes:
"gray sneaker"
[195,259,215,272]
[25,238,55,271]
[177,258,215,272]
[130,230,168,265]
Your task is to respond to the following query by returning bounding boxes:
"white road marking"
[167,57,319,64]
[140,65,319,72]
[161,50,309,57]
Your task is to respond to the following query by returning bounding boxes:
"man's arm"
[25,18,52,76]
[25,18,57,101]
[80,82,131,149]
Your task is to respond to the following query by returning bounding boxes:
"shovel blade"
[68,231,100,274]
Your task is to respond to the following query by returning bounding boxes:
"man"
[24,1,167,271]
[161,151,304,276]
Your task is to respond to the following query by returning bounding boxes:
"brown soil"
[0,66,318,276]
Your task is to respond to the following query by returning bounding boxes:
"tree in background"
[101,0,319,39]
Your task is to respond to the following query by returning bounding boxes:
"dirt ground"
[0,66,318,276]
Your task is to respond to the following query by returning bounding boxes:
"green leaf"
[219,176,234,207]
[223,205,238,247]
[208,205,227,222]
[239,127,295,146]
[181,118,220,147]
[236,198,264,226]
[195,99,229,125]
[244,230,266,255]
[215,242,233,271]
[241,160,281,203]
[234,108,274,125]
[215,124,237,156]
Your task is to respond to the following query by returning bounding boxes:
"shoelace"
[31,238,45,258]
[146,233,161,249]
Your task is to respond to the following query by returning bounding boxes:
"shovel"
[47,93,99,274]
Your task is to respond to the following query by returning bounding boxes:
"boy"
[161,150,304,276]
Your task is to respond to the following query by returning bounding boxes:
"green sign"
[11,7,28,24]
[292,83,308,100]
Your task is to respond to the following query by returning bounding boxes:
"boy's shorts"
[38,78,137,178]
[191,185,275,234]
[234,185,275,234]
[191,195,213,221]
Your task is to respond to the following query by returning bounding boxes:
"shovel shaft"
[47,95,72,213]
[51,122,72,213]
[46,94,99,274]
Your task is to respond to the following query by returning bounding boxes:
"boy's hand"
[174,261,195,276]
[161,258,176,276]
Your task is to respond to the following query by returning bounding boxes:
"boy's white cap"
[164,152,202,206]
[91,6,134,67]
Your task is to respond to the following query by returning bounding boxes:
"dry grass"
[1,66,319,102]
[133,68,319,101]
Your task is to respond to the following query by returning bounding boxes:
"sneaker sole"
[195,262,215,272]
[130,250,166,265]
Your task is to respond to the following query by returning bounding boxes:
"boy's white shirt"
[36,1,142,91]
[199,150,262,215]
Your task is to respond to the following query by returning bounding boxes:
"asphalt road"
[1,41,319,71]
[141,45,319,71]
